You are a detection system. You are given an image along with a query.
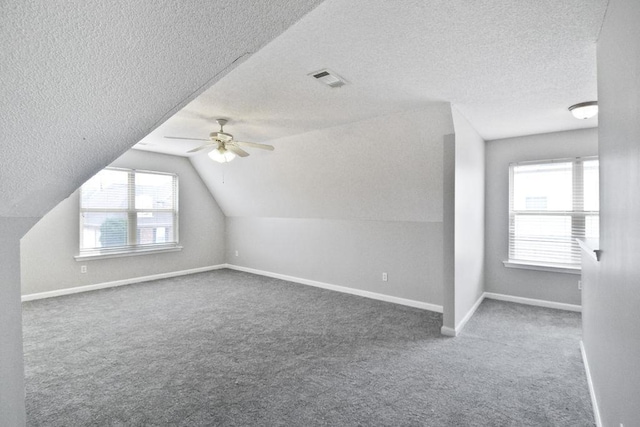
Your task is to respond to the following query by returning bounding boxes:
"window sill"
[75,245,183,261]
[503,260,581,275]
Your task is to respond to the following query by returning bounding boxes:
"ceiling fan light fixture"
[569,101,598,119]
[208,147,236,163]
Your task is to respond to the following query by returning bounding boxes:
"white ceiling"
[135,0,607,157]
[0,0,324,217]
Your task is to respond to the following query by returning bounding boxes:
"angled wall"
[1,2,324,420]
[583,0,640,424]
[442,108,486,335]
[21,150,225,296]
[0,218,38,426]
[445,109,486,334]
[193,105,454,309]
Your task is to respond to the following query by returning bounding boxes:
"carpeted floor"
[22,269,594,426]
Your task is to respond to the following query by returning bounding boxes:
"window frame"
[76,167,181,260]
[505,156,599,274]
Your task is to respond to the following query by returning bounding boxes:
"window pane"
[135,173,174,210]
[81,169,129,209]
[583,160,599,211]
[137,212,175,245]
[511,215,575,264]
[513,162,572,211]
[509,158,599,267]
[81,212,129,249]
[586,215,599,240]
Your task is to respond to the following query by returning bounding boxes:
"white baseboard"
[456,292,485,333]
[225,264,443,313]
[440,292,486,337]
[440,326,457,337]
[21,264,227,302]
[484,292,581,312]
[580,341,602,427]
[440,291,581,337]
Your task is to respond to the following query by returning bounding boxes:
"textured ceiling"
[135,0,607,157]
[0,0,324,217]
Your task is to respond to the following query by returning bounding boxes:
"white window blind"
[80,168,178,255]
[508,157,599,268]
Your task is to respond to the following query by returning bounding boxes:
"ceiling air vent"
[309,69,347,88]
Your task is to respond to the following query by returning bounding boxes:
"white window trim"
[502,260,581,275]
[507,156,598,272]
[78,167,179,258]
[75,245,183,261]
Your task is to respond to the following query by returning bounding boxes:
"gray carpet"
[22,269,594,426]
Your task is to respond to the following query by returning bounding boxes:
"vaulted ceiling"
[131,0,608,221]
[135,0,607,158]
[1,1,608,221]
[0,0,324,218]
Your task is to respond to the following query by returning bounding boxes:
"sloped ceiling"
[0,0,324,218]
[191,105,453,221]
[132,0,607,222]
[135,0,607,157]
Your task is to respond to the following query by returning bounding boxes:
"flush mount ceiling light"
[569,101,598,119]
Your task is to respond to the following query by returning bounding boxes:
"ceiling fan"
[165,119,274,163]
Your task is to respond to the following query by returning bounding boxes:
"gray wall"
[190,106,452,223]
[226,217,443,305]
[442,135,456,329]
[584,0,640,424]
[452,109,486,326]
[0,218,37,426]
[485,128,598,305]
[21,150,225,295]
[206,106,454,310]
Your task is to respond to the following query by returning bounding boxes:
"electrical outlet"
[80,265,87,274]
[235,250,239,257]
[578,280,582,290]
[382,272,388,282]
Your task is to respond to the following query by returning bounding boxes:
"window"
[508,157,599,270]
[79,168,179,258]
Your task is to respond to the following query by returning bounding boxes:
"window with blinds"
[79,168,178,255]
[508,157,599,268]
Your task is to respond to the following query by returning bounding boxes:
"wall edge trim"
[454,292,486,333]
[484,292,581,312]
[580,340,602,427]
[21,264,227,302]
[225,264,443,313]
[440,326,457,336]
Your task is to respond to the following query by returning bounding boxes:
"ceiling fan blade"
[187,143,214,153]
[226,144,250,157]
[234,141,275,151]
[165,136,210,141]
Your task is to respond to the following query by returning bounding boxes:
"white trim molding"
[21,264,226,302]
[440,291,581,337]
[580,341,602,427]
[74,245,183,261]
[225,264,443,313]
[440,293,486,337]
[503,260,581,275]
[440,326,456,337]
[484,292,581,312]
[457,293,485,334]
